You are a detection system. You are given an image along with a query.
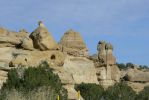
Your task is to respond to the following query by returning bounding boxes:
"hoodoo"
[30,21,58,50]
[60,29,88,57]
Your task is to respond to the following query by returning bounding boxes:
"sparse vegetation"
[0,62,68,100]
[136,86,149,100]
[103,82,136,100]
[1,61,149,100]
[75,82,148,100]
[117,62,149,70]
[75,83,104,100]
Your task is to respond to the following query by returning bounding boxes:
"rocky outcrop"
[123,68,149,82]
[127,82,149,93]
[30,21,58,51]
[0,70,8,88]
[0,28,34,51]
[18,29,34,50]
[0,47,15,68]
[57,55,98,100]
[1,22,149,99]
[97,41,116,65]
[60,29,88,57]
[62,56,98,84]
[0,28,21,47]
[93,41,120,88]
[9,50,65,67]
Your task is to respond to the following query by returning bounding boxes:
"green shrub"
[103,82,136,100]
[0,62,68,100]
[136,86,149,100]
[75,83,104,100]
[117,63,127,70]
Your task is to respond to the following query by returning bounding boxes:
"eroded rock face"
[30,21,58,50]
[62,56,99,84]
[95,41,120,88]
[0,28,21,47]
[0,47,15,68]
[60,29,88,57]
[58,56,98,100]
[10,50,65,67]
[0,28,34,51]
[97,41,116,65]
[123,68,149,82]
[0,70,8,88]
[18,29,34,50]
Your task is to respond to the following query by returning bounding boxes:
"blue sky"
[0,0,149,66]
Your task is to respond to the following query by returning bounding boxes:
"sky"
[0,0,149,66]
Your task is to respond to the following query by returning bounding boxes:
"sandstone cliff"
[0,22,148,99]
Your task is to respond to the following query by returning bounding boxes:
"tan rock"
[97,41,116,65]
[96,65,120,88]
[0,70,8,89]
[30,21,58,50]
[18,29,34,50]
[111,65,121,81]
[96,41,120,88]
[60,29,88,57]
[0,47,15,68]
[10,50,65,67]
[127,81,149,93]
[0,70,8,77]
[125,68,149,82]
[0,28,21,47]
[62,56,99,84]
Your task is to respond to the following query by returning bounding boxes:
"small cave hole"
[51,55,56,60]
[25,58,27,62]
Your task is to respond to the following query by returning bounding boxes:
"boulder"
[124,68,149,82]
[18,29,34,50]
[30,21,58,50]
[60,29,88,57]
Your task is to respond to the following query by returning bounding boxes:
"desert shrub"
[103,82,136,100]
[75,83,104,100]
[136,86,149,100]
[0,62,67,100]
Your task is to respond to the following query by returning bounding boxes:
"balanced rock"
[97,41,116,65]
[60,29,88,56]
[30,21,58,50]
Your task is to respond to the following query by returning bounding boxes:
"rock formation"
[124,68,149,82]
[18,29,34,50]
[0,23,95,100]
[30,21,58,50]
[97,41,116,65]
[0,22,149,99]
[93,41,120,88]
[60,29,88,57]
[0,28,21,47]
[120,67,149,92]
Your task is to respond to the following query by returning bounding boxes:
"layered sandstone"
[60,29,88,57]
